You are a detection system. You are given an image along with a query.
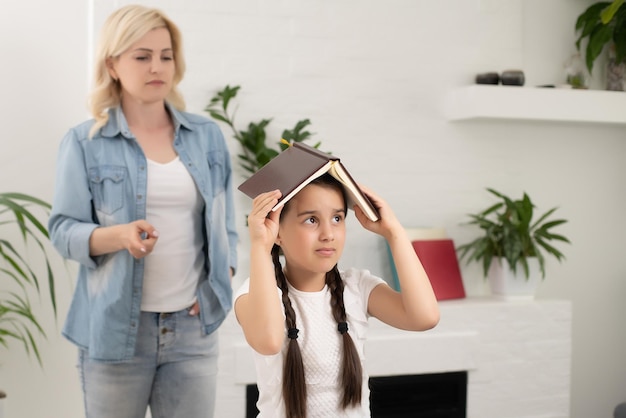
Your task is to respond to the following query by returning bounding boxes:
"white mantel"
[215,297,572,418]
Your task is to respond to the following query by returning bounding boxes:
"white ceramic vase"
[487,257,541,301]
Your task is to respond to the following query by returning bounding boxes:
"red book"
[410,239,466,301]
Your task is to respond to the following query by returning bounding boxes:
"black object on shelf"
[475,72,500,85]
[501,70,525,86]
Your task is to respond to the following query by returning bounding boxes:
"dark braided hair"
[325,265,363,408]
[272,174,363,417]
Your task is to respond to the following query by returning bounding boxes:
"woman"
[48,5,237,418]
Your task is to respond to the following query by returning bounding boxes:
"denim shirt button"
[130,321,137,328]
[137,194,143,200]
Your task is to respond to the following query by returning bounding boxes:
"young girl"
[234,174,440,417]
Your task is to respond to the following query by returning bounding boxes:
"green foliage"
[0,192,58,366]
[575,0,626,73]
[205,85,321,176]
[456,188,570,280]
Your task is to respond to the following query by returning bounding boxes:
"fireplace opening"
[369,371,467,417]
[245,371,467,417]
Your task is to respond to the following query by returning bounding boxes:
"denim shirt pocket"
[88,165,126,216]
[207,150,226,196]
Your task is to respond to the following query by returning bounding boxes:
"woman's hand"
[124,220,159,258]
[89,220,159,258]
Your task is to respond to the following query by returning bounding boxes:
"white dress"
[234,268,386,418]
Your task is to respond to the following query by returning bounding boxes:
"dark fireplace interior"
[246,371,467,417]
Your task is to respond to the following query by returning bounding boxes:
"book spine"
[293,142,338,161]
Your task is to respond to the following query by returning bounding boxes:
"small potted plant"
[575,0,626,90]
[456,188,570,298]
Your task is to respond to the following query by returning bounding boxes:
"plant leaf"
[601,0,625,23]
[586,23,615,72]
[0,192,59,366]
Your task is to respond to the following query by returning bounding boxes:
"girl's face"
[107,27,175,106]
[278,183,346,288]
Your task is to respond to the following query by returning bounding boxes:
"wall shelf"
[444,85,626,125]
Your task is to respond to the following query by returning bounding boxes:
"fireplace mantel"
[216,297,572,418]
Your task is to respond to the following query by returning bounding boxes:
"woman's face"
[108,27,175,106]
[278,183,347,285]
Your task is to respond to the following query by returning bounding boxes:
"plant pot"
[487,257,541,301]
[606,57,626,91]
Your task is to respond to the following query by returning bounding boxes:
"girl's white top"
[234,268,385,418]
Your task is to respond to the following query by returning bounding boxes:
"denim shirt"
[48,105,238,361]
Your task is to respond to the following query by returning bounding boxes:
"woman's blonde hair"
[88,5,186,137]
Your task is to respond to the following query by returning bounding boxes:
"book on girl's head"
[237,141,380,222]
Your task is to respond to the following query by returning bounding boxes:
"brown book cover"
[238,142,380,222]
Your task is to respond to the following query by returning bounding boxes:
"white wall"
[0,0,87,417]
[2,0,625,417]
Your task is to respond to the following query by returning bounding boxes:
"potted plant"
[456,188,570,298]
[0,192,59,365]
[205,85,321,177]
[575,0,626,89]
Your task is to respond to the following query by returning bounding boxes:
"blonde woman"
[48,5,237,418]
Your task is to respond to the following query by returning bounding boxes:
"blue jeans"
[78,309,219,418]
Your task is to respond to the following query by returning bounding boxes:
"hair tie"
[287,328,299,340]
[338,322,348,334]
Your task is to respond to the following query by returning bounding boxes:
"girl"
[234,174,439,417]
[48,5,237,418]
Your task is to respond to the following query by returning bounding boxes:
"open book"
[238,141,380,222]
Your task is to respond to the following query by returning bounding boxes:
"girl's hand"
[247,190,283,252]
[353,185,403,240]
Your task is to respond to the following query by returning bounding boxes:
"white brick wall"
[3,1,625,417]
[215,298,572,418]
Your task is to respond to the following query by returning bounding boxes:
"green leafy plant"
[205,85,321,176]
[456,188,570,279]
[575,0,626,73]
[0,192,58,365]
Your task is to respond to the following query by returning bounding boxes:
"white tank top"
[141,156,204,312]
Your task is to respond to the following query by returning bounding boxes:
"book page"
[327,161,379,222]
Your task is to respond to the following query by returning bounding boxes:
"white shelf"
[444,85,626,124]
